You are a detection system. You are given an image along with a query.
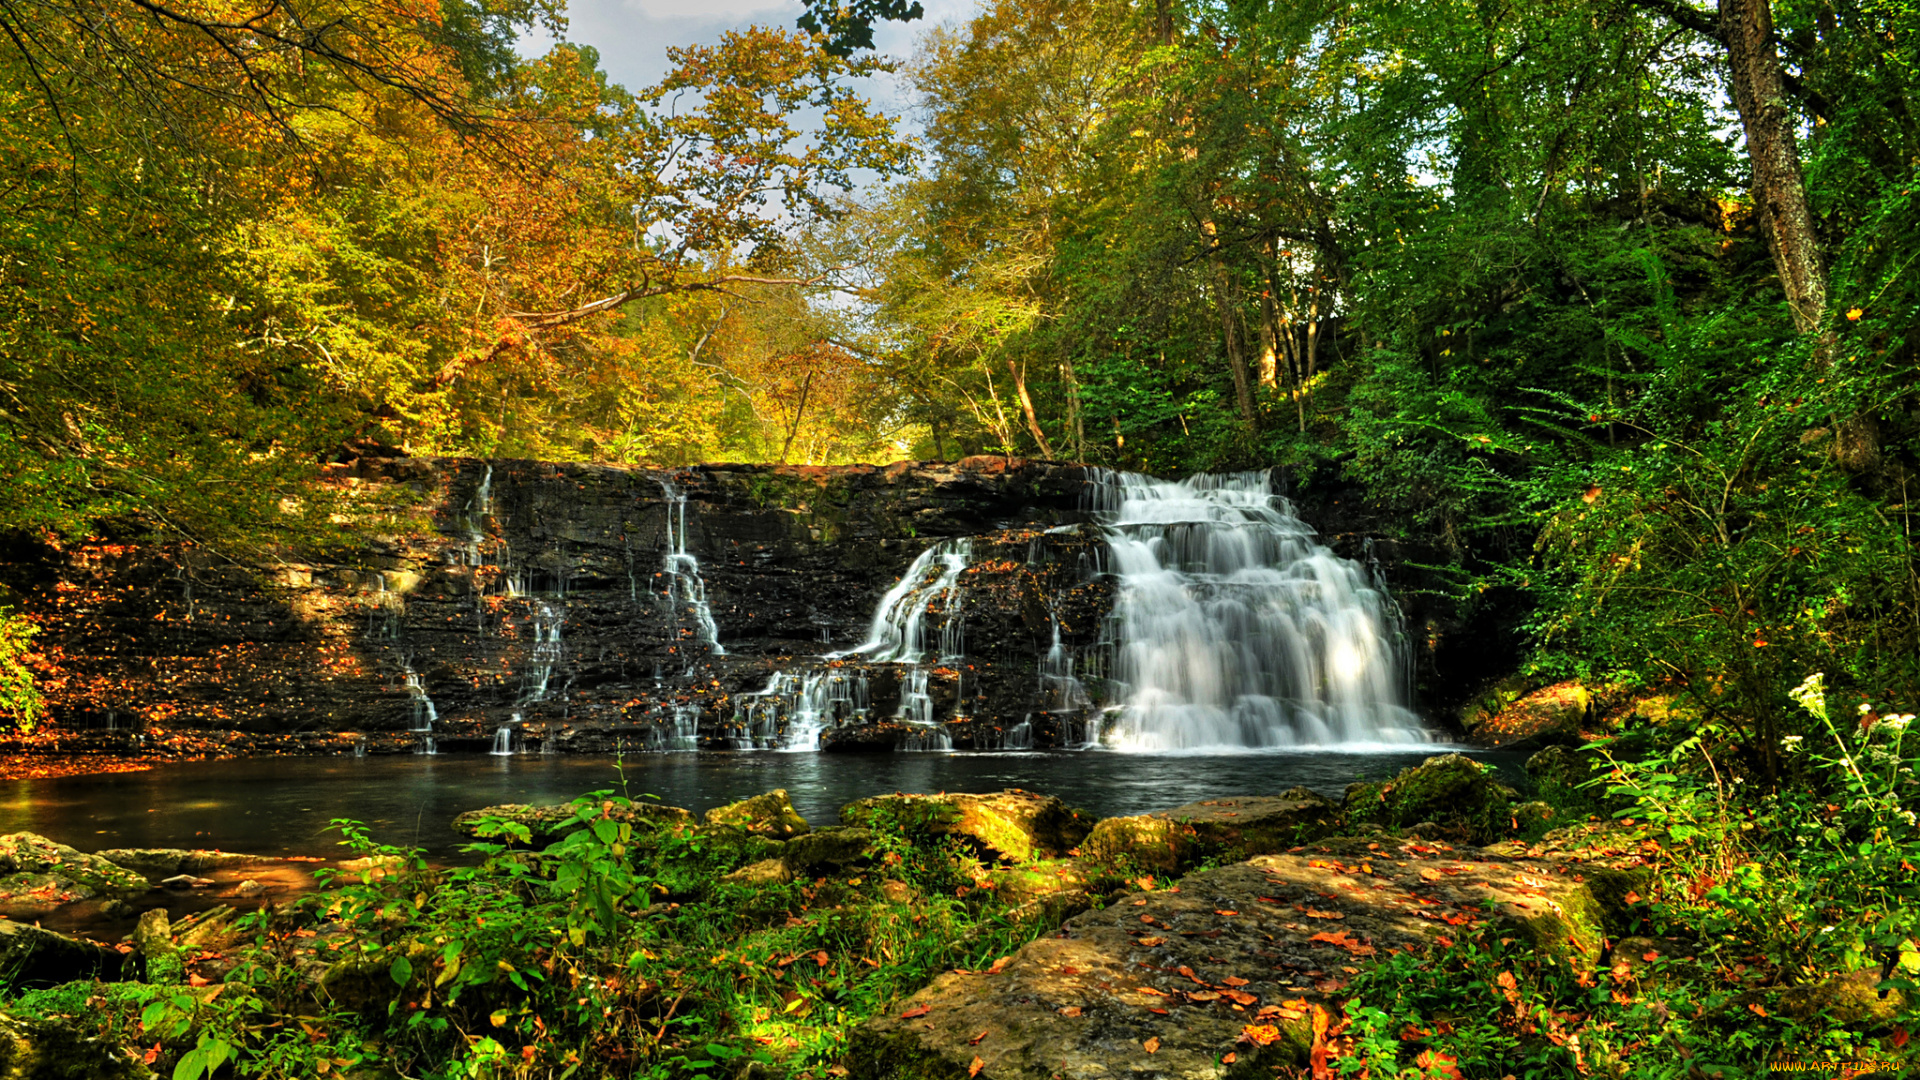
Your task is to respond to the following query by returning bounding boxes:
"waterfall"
[1089,469,1428,751]
[402,663,438,755]
[462,465,493,567]
[519,603,562,704]
[490,722,516,756]
[657,480,725,657]
[834,538,970,664]
[728,669,869,750]
[1038,614,1096,747]
[831,539,970,750]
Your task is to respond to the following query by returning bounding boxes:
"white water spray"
[728,669,870,750]
[402,663,438,755]
[659,481,725,656]
[831,539,970,750]
[1090,470,1428,751]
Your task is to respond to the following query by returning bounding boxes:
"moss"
[1340,755,1516,843]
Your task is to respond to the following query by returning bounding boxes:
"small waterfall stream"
[401,663,438,755]
[830,538,971,751]
[1090,470,1428,751]
[659,480,725,658]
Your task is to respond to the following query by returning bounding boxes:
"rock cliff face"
[19,457,1114,752]
[13,456,1473,753]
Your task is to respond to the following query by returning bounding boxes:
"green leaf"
[390,955,414,987]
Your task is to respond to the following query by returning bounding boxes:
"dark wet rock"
[0,1008,153,1078]
[158,875,213,890]
[0,834,150,919]
[849,837,1605,1079]
[782,827,874,874]
[451,801,695,841]
[1078,790,1337,874]
[706,790,809,839]
[842,790,1092,863]
[0,919,128,988]
[1341,754,1518,843]
[1524,744,1596,791]
[95,848,276,881]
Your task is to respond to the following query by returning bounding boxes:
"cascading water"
[659,480,725,657]
[727,669,869,750]
[402,663,438,755]
[519,604,563,704]
[490,722,516,756]
[1036,615,1095,748]
[1090,470,1428,751]
[830,539,969,751]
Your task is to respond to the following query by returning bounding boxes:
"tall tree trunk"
[1200,221,1257,431]
[779,370,812,465]
[1006,358,1055,458]
[1719,0,1878,470]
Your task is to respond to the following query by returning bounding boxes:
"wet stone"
[848,838,1606,1080]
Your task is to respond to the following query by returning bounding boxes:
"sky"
[520,0,981,118]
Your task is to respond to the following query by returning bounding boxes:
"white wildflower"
[1789,673,1828,721]
[1860,702,1875,715]
[1782,735,1805,753]
[1882,713,1914,733]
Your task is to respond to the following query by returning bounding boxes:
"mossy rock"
[973,859,1095,906]
[1777,968,1907,1024]
[721,859,793,886]
[840,790,1091,863]
[705,790,810,839]
[0,920,128,989]
[0,1009,153,1079]
[451,801,694,842]
[1341,755,1517,844]
[0,834,148,899]
[1077,790,1336,875]
[781,827,874,875]
[95,849,275,881]
[1462,681,1589,748]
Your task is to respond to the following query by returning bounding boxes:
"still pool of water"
[0,748,1523,860]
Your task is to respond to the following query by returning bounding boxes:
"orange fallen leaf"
[814,951,830,967]
[969,1055,985,1078]
[1642,951,1660,962]
[901,1004,932,1019]
[1223,1052,1237,1064]
[1415,1049,1463,1079]
[1623,890,1642,904]
[1223,990,1259,1005]
[1177,965,1208,985]
[1148,1007,1169,1015]
[970,1029,989,1046]
[1137,936,1166,947]
[187,973,211,988]
[1221,976,1250,987]
[1143,1037,1160,1054]
[988,956,1011,975]
[1138,986,1168,996]
[1188,990,1222,1002]
[1058,1006,1082,1017]
[1239,1023,1281,1046]
[1304,908,1345,920]
[1748,1003,1768,1017]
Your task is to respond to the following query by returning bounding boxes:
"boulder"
[133,909,183,983]
[1524,744,1595,792]
[0,919,127,988]
[0,1009,153,1079]
[705,790,810,840]
[1777,968,1906,1024]
[95,848,275,881]
[452,800,695,842]
[1077,789,1336,873]
[721,859,793,886]
[840,790,1092,863]
[972,859,1095,908]
[1462,680,1589,748]
[1341,754,1517,843]
[848,838,1605,1080]
[782,827,874,874]
[0,834,150,920]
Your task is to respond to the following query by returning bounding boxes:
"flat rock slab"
[848,837,1605,1079]
[1078,791,1334,873]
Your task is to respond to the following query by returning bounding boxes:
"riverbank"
[0,750,1908,1078]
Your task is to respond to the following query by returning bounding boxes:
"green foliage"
[0,606,40,731]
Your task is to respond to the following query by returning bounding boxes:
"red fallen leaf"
[187,973,211,987]
[1400,1024,1430,1041]
[1416,1049,1463,1079]
[1891,1028,1909,1048]
[970,1029,990,1045]
[1441,913,1474,926]
[1623,890,1642,904]
[142,1044,161,1066]
[1310,1006,1334,1080]
[1436,936,1454,948]
[1177,965,1208,985]
[1060,966,1082,975]
[814,951,830,967]
[1149,1007,1169,1014]
[969,1055,985,1078]
[1223,990,1258,1005]
[1310,931,1353,947]
[1143,1036,1161,1054]
[1643,951,1660,962]
[901,1004,932,1019]
[1258,896,1284,903]
[1215,910,1239,916]
[1223,1052,1237,1064]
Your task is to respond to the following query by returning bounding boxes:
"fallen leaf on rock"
[1223,1052,1237,1064]
[1058,1006,1082,1017]
[1187,990,1222,1002]
[1748,1003,1768,1017]
[1239,1024,1281,1046]
[1137,936,1166,947]
[1223,990,1259,1005]
[1623,890,1642,904]
[1643,951,1660,962]
[1148,1007,1169,1015]
[1060,966,1082,975]
[1138,986,1168,996]
[1314,978,1347,994]
[1304,908,1345,920]
[1222,976,1250,987]
[988,956,1011,975]
[969,1055,984,1078]
[187,973,211,987]
[1215,910,1239,916]
[900,1005,932,1019]
[1143,1037,1160,1054]
[1177,965,1208,985]
[970,1029,989,1045]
